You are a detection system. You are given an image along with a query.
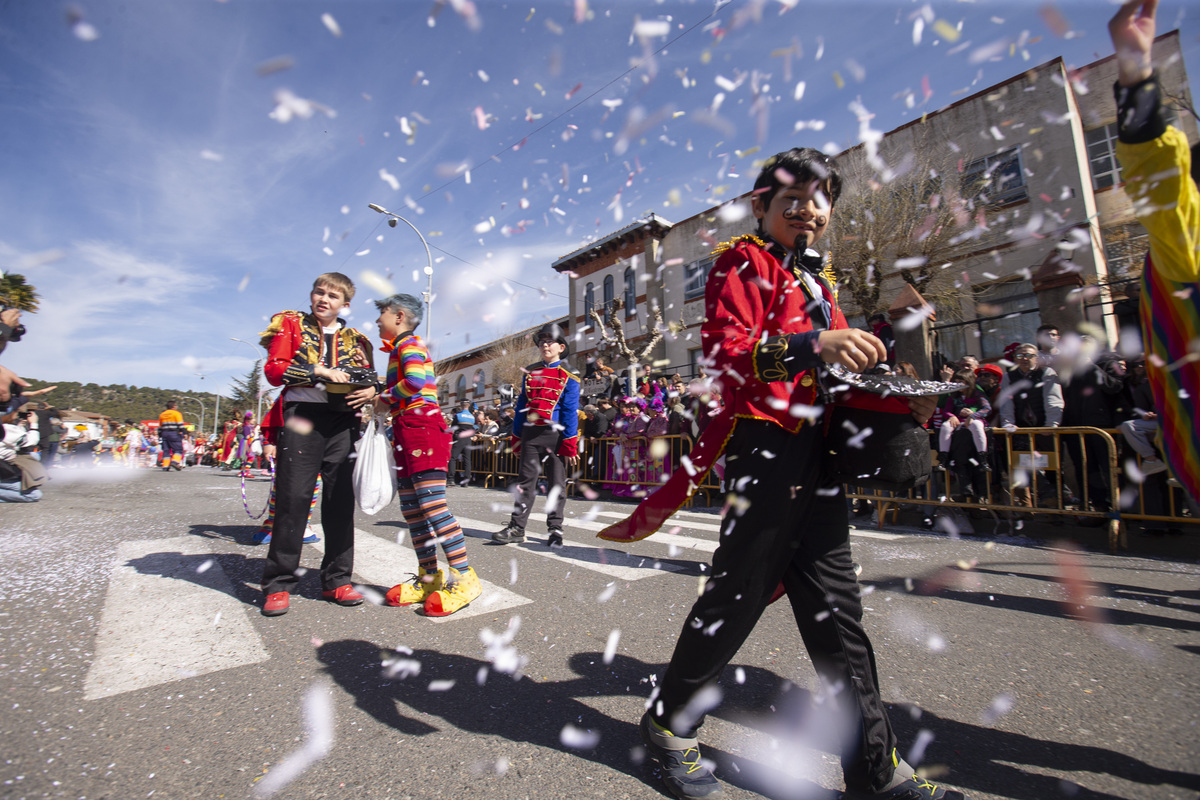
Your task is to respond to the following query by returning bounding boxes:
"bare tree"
[589,298,663,360]
[474,331,538,391]
[828,132,978,323]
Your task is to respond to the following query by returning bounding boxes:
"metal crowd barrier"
[459,433,721,507]
[848,425,1197,553]
[454,425,1195,553]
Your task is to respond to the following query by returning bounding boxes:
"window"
[933,279,1040,361]
[684,255,717,301]
[455,374,467,400]
[623,266,637,312]
[962,147,1027,206]
[473,369,486,398]
[584,282,595,321]
[1086,123,1122,190]
[602,274,615,310]
[437,379,448,405]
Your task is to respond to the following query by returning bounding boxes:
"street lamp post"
[229,337,265,422]
[180,396,206,436]
[368,203,434,344]
[194,373,222,438]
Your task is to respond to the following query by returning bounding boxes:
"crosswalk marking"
[308,526,532,621]
[451,516,690,580]
[588,510,906,542]
[84,537,269,701]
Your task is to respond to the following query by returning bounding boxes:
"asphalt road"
[1,465,1197,800]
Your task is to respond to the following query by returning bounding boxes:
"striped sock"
[411,473,470,572]
[399,481,439,571]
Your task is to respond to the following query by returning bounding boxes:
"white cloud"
[1,240,233,388]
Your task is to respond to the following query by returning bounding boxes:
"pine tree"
[229,360,268,413]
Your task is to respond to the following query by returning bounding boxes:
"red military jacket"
[702,234,847,432]
[599,235,848,542]
[512,360,581,458]
[259,310,374,388]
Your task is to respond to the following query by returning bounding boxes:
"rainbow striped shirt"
[381,333,439,414]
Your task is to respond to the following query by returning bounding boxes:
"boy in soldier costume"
[492,323,580,548]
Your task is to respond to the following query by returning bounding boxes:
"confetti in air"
[66,6,99,41]
[285,416,314,435]
[252,680,334,798]
[268,89,337,123]
[603,628,621,664]
[480,616,527,676]
[907,729,935,766]
[320,12,343,37]
[560,723,600,749]
[359,269,395,296]
[981,692,1014,724]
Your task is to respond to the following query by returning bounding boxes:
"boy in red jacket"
[603,149,964,800]
[257,272,377,617]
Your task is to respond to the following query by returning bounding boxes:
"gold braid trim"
[710,234,767,257]
[258,310,304,349]
[820,261,839,302]
[753,335,792,382]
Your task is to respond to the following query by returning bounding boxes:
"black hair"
[752,147,843,214]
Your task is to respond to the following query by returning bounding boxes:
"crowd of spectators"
[442,364,724,497]
[921,321,1183,532]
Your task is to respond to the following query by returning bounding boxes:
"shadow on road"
[314,640,1196,800]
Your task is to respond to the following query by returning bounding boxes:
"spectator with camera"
[0,399,44,502]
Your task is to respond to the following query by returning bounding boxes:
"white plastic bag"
[354,414,397,515]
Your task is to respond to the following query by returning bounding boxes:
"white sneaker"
[1140,458,1169,477]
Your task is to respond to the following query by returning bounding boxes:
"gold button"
[800,373,815,387]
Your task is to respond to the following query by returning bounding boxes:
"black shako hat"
[536,323,570,356]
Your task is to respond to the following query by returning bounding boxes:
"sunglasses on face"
[1016,353,1036,360]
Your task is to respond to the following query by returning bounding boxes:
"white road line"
[592,511,723,533]
[84,537,269,701]
[451,516,688,580]
[308,526,532,621]
[589,511,906,542]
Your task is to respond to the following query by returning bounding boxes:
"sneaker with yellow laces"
[842,749,968,799]
[639,713,722,799]
[424,566,482,617]
[386,567,444,607]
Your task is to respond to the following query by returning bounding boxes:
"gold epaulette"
[258,310,304,349]
[339,326,367,349]
[711,234,766,257]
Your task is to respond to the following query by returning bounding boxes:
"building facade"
[443,35,1195,390]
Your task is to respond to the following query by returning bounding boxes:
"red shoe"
[322,585,364,606]
[262,591,290,617]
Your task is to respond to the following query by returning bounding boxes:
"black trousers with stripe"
[261,403,360,595]
[508,425,566,532]
[652,420,898,794]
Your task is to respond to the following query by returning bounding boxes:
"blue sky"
[2,0,1196,397]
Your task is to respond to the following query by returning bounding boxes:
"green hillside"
[20,378,236,429]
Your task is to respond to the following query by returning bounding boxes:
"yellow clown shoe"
[386,568,443,607]
[424,567,482,617]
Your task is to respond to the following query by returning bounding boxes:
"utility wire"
[335,1,730,300]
